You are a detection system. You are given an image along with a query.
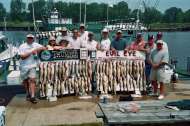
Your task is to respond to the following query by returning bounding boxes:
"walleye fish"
[61,80,65,95]
[102,73,108,94]
[113,77,117,95]
[88,61,92,79]
[39,62,44,84]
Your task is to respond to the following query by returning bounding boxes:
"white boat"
[105,22,147,32]
[0,33,18,66]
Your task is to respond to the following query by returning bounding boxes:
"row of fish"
[95,59,146,94]
[39,60,93,97]
[39,59,146,97]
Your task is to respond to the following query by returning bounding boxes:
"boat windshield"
[0,39,8,53]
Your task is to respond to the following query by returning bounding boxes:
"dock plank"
[98,100,190,125]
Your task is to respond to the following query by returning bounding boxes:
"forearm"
[158,61,167,67]
[37,47,47,52]
[20,52,32,60]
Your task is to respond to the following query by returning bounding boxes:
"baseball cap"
[49,36,56,41]
[157,40,163,44]
[117,30,122,34]
[80,23,85,28]
[26,34,34,38]
[59,27,67,32]
[102,28,109,33]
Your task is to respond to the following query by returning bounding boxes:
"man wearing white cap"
[111,30,128,51]
[156,32,168,52]
[149,40,169,100]
[18,34,46,104]
[79,24,89,47]
[56,27,71,44]
[100,28,111,51]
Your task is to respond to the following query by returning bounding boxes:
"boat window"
[0,40,8,53]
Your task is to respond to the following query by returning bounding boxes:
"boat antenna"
[79,0,82,23]
[106,3,109,26]
[84,1,87,25]
[31,0,38,33]
[3,17,7,31]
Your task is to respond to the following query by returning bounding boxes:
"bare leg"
[159,82,164,95]
[28,78,36,98]
[23,79,30,99]
[151,80,158,94]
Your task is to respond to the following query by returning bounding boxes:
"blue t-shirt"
[111,38,127,51]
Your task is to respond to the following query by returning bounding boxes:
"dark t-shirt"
[111,38,127,51]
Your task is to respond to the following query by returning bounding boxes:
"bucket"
[158,65,173,84]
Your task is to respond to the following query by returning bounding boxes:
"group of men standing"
[18,24,169,103]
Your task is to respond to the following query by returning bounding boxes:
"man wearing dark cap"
[144,35,156,86]
[128,33,146,51]
[18,34,46,103]
[111,30,128,51]
[156,32,168,52]
[70,29,82,49]
[82,32,98,50]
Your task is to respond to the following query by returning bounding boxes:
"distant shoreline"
[1,27,190,32]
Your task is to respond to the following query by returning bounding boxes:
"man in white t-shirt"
[70,29,82,49]
[56,27,71,44]
[79,24,89,46]
[100,28,111,51]
[82,32,98,50]
[156,32,168,52]
[149,40,169,100]
[18,34,46,104]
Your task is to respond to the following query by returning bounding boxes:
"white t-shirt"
[79,31,89,43]
[100,38,111,51]
[18,42,43,69]
[70,37,82,49]
[150,49,169,64]
[82,40,97,50]
[56,35,72,44]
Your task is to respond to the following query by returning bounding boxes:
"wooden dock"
[97,100,190,126]
[4,80,190,126]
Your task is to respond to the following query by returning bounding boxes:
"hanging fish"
[61,80,65,95]
[119,76,124,92]
[102,73,108,94]
[87,77,91,92]
[74,77,79,95]
[57,79,61,96]
[113,77,117,95]
[39,62,44,84]
[87,61,92,80]
[116,61,121,80]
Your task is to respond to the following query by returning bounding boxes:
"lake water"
[1,30,190,70]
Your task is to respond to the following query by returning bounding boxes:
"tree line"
[0,0,190,25]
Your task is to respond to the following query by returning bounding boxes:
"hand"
[31,49,37,55]
[152,63,160,69]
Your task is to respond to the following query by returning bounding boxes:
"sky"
[1,0,190,13]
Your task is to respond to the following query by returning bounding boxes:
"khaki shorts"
[150,68,164,83]
[20,67,36,81]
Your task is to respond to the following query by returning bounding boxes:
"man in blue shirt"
[111,30,128,51]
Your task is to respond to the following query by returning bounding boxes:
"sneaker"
[158,95,164,100]
[30,97,38,104]
[148,92,158,97]
[26,94,31,101]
